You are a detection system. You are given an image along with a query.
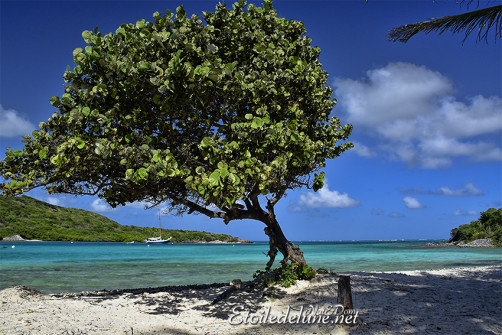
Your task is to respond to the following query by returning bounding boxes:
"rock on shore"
[426,238,496,248]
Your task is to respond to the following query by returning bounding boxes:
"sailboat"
[145,210,172,244]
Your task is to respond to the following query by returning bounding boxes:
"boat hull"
[145,240,171,244]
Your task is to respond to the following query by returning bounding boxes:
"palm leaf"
[388,5,502,43]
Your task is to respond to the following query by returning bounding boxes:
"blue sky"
[1,0,501,241]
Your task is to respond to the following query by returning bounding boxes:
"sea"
[1,240,501,294]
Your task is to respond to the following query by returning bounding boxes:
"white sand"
[1,265,501,334]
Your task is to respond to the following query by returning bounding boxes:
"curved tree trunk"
[173,187,306,269]
[263,216,305,269]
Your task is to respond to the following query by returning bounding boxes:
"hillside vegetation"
[449,208,502,246]
[0,195,243,243]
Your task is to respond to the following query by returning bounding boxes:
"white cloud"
[90,198,114,213]
[335,62,452,127]
[403,196,425,209]
[334,62,502,168]
[436,183,483,197]
[400,183,483,197]
[352,141,374,157]
[0,105,35,137]
[453,210,478,216]
[46,197,60,206]
[297,181,360,208]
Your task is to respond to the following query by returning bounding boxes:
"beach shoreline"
[1,265,501,334]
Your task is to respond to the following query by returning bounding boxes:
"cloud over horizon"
[453,209,478,216]
[334,62,502,169]
[90,198,115,213]
[399,183,483,197]
[0,105,35,138]
[296,181,360,209]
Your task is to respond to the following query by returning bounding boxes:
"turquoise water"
[1,240,501,293]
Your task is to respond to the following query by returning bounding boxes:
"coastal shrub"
[254,263,316,288]
[449,208,502,245]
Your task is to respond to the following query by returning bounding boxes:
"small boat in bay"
[145,210,172,244]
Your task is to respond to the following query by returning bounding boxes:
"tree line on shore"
[449,208,502,246]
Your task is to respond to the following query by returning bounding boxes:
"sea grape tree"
[0,0,352,267]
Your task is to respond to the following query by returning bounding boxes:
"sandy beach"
[1,265,501,334]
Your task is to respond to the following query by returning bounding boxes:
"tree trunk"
[263,217,305,269]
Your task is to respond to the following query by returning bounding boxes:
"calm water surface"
[1,240,501,293]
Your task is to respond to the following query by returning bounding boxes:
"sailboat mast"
[158,210,162,239]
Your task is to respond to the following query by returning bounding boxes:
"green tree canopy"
[0,0,352,267]
[450,208,502,245]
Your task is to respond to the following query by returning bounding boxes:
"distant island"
[427,208,501,248]
[0,195,249,243]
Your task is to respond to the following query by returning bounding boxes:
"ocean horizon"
[1,239,501,294]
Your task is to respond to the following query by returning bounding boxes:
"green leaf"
[251,117,264,129]
[50,155,61,165]
[76,138,85,149]
[73,48,83,57]
[125,169,134,180]
[209,170,220,186]
[152,152,160,162]
[50,96,60,107]
[39,149,47,159]
[137,167,148,180]
[195,166,205,175]
[313,172,325,192]
[116,26,126,36]
[200,137,214,149]
[229,173,240,185]
[136,19,146,29]
[245,113,253,120]
[219,167,229,179]
[139,62,151,71]
[82,30,92,43]
[198,184,206,195]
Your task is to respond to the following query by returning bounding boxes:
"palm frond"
[388,5,502,43]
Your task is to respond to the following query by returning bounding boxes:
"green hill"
[449,208,502,246]
[0,195,244,243]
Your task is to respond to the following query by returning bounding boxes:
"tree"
[449,208,502,244]
[388,2,502,43]
[0,0,352,268]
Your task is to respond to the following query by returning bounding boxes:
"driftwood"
[337,275,353,309]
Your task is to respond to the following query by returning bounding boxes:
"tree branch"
[169,194,259,224]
